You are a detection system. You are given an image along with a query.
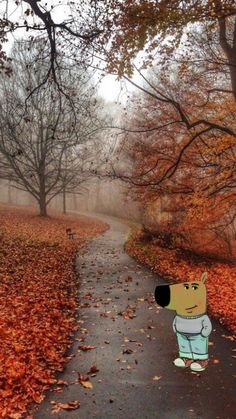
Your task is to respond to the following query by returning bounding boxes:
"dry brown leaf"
[221,334,234,341]
[80,380,93,389]
[78,373,93,389]
[152,375,162,381]
[78,345,97,351]
[123,348,133,354]
[56,380,68,386]
[88,365,99,374]
[51,400,80,413]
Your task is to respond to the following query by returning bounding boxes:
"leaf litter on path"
[118,304,137,319]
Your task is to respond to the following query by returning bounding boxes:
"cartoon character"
[154,272,212,372]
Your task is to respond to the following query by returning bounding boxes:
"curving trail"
[34,214,235,419]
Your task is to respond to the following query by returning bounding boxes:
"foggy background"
[0,177,141,221]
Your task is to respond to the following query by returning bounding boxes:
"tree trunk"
[39,177,47,216]
[39,196,47,216]
[63,186,66,214]
[8,180,12,204]
[230,63,236,101]
[219,17,236,101]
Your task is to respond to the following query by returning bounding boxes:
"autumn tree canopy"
[107,1,236,76]
[109,13,236,258]
[1,1,235,88]
[119,84,236,256]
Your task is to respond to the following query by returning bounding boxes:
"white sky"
[98,75,123,102]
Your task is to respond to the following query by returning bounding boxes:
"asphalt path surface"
[34,213,236,419]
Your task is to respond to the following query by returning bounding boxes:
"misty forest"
[0,1,235,418]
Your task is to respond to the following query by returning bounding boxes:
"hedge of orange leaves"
[0,204,108,418]
[126,227,236,337]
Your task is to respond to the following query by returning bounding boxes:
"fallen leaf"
[51,400,80,413]
[123,310,136,319]
[78,373,93,389]
[80,380,93,389]
[56,380,68,386]
[100,312,109,317]
[221,334,234,341]
[78,345,97,351]
[52,387,64,393]
[123,349,133,354]
[153,376,162,381]
[88,365,99,374]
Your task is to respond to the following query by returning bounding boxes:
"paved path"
[34,214,235,419]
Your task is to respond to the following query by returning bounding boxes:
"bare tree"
[0,39,104,216]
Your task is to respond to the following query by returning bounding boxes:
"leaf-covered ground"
[125,227,236,337]
[0,204,108,418]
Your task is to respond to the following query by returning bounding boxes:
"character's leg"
[173,333,193,367]
[189,335,209,371]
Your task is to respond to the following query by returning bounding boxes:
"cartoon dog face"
[155,272,208,316]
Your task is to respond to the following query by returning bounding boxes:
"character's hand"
[201,328,209,337]
[172,318,177,334]
[201,315,212,337]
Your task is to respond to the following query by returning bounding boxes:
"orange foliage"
[123,92,236,260]
[106,1,236,76]
[126,227,236,337]
[0,204,108,418]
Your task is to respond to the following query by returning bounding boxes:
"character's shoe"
[190,360,208,371]
[173,357,193,368]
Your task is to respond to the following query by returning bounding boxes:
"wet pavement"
[33,213,236,419]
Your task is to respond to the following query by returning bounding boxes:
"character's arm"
[173,316,177,334]
[201,315,212,337]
